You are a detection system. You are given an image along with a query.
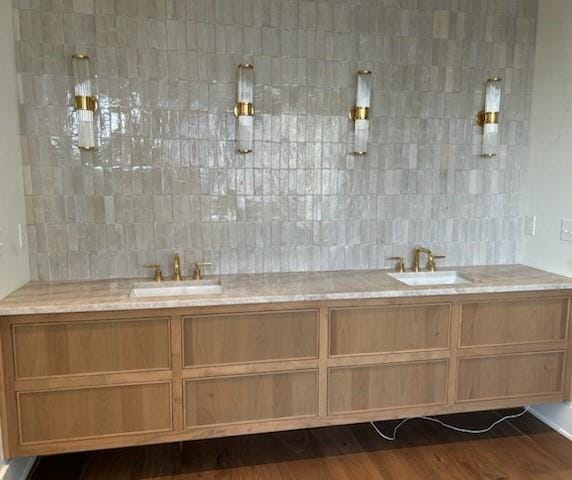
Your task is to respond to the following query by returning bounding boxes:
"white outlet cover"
[561,219,572,242]
[525,216,536,236]
[18,224,28,249]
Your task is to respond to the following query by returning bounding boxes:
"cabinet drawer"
[456,352,565,402]
[183,310,318,367]
[18,382,172,444]
[328,360,448,415]
[460,298,569,348]
[330,304,450,356]
[184,370,318,427]
[13,317,171,379]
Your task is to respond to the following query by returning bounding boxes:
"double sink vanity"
[0,258,571,459]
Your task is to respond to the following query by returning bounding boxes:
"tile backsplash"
[14,0,538,280]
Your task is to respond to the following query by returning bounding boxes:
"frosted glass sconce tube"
[233,63,255,154]
[350,69,372,155]
[72,54,98,150]
[477,77,502,157]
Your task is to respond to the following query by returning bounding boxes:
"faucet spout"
[413,247,434,272]
[173,254,183,281]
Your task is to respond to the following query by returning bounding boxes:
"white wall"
[0,0,29,298]
[524,0,572,277]
[523,0,572,439]
[0,3,35,479]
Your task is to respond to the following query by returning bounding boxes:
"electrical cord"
[370,406,529,441]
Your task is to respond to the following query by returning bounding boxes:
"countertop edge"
[1,282,572,316]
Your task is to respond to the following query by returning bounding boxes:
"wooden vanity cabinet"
[184,370,318,428]
[182,309,319,367]
[456,296,570,407]
[329,304,451,356]
[328,360,449,414]
[182,309,320,429]
[459,297,569,348]
[12,317,171,379]
[18,382,172,445]
[0,291,570,458]
[456,352,565,402]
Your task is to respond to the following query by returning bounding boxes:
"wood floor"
[29,410,572,480]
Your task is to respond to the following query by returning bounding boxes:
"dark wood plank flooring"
[29,410,572,479]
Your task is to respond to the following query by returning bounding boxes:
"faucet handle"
[143,264,164,282]
[388,257,405,273]
[193,262,213,280]
[429,255,446,272]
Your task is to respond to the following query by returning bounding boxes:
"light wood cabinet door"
[183,310,318,367]
[18,382,172,444]
[328,360,448,415]
[460,298,569,348]
[330,304,450,356]
[184,370,318,428]
[13,317,171,379]
[456,352,566,402]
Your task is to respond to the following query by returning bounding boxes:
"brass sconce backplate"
[75,95,98,112]
[476,110,499,128]
[233,102,255,117]
[350,106,369,121]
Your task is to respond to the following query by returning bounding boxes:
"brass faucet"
[412,248,445,272]
[143,264,164,282]
[173,254,183,281]
[192,262,212,280]
[388,256,406,272]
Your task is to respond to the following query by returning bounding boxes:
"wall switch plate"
[525,216,536,236]
[561,219,572,242]
[18,223,27,249]
[0,228,4,258]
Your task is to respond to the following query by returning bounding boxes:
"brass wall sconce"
[72,54,98,150]
[477,77,502,157]
[234,63,254,154]
[350,69,372,155]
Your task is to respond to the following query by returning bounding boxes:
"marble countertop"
[0,264,571,316]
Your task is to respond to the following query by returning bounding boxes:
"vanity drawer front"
[18,382,172,444]
[328,360,448,415]
[12,317,171,379]
[184,370,318,428]
[460,298,569,348]
[183,310,318,367]
[456,352,565,402]
[329,304,450,356]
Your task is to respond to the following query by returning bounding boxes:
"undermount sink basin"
[130,279,223,298]
[388,271,472,286]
